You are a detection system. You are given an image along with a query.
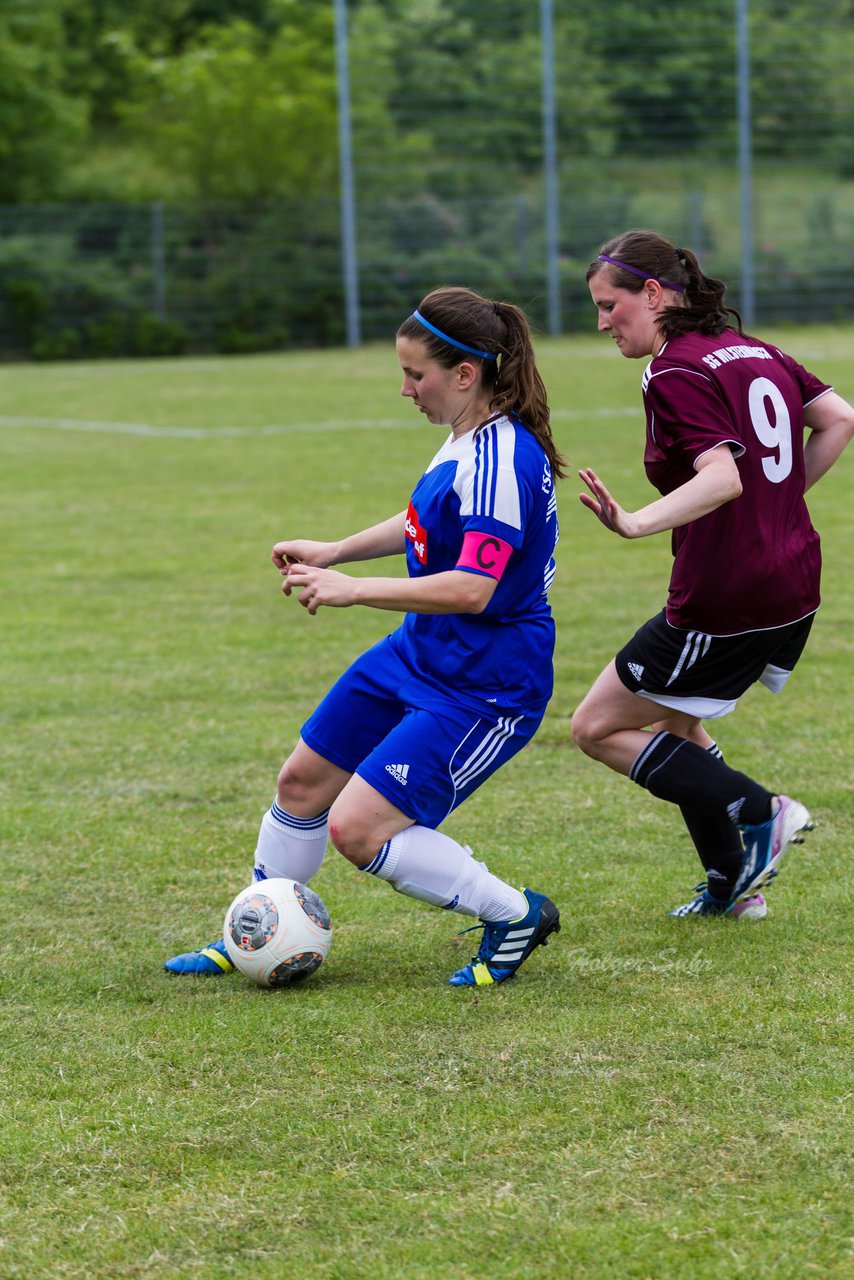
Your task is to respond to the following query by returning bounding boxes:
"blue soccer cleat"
[449,887,560,987]
[730,795,813,910]
[164,938,235,975]
[669,883,767,920]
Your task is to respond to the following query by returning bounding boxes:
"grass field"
[1,328,852,1279]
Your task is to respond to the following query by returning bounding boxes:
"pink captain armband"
[455,530,514,580]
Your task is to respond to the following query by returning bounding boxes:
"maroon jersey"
[641,328,831,634]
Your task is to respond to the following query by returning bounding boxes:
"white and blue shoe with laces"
[449,887,560,987]
[669,883,767,920]
[731,795,813,910]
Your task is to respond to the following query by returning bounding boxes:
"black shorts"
[615,609,815,719]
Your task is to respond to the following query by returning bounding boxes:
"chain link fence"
[2,0,854,360]
[2,180,852,361]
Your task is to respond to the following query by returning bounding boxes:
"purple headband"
[598,253,685,293]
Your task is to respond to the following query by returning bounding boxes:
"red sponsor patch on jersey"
[405,500,428,564]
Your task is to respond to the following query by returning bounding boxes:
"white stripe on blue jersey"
[425,418,523,529]
[468,420,522,526]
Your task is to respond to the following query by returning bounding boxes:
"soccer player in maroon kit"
[572,228,854,917]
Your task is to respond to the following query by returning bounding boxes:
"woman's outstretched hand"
[578,468,637,538]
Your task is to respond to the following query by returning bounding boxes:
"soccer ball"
[223,877,332,987]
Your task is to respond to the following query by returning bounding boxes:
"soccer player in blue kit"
[572,229,854,918]
[166,286,566,987]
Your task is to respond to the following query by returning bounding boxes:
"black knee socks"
[678,742,745,898]
[631,731,773,827]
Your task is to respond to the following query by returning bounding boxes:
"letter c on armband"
[455,530,514,580]
[475,537,501,570]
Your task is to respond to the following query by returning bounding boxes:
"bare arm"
[284,564,497,616]
[578,444,743,539]
[272,512,407,571]
[803,391,854,491]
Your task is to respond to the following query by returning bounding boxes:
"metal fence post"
[541,0,561,336]
[334,0,361,348]
[152,201,166,320]
[735,0,755,326]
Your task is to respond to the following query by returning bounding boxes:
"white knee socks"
[253,802,527,925]
[253,800,329,883]
[362,825,527,922]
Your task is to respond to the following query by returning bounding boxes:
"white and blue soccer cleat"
[730,795,814,910]
[669,883,767,920]
[164,938,235,975]
[449,887,560,987]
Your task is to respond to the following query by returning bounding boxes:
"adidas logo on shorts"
[628,661,645,682]
[385,763,410,786]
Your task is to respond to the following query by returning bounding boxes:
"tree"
[750,0,854,166]
[0,4,85,201]
[121,14,337,200]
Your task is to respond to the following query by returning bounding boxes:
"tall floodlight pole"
[334,0,360,347]
[540,0,561,336]
[735,0,755,326]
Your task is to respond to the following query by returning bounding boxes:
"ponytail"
[666,245,743,338]
[490,301,567,479]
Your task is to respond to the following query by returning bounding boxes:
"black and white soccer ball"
[223,877,332,987]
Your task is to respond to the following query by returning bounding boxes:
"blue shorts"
[300,636,545,828]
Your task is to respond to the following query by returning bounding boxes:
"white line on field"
[0,406,638,439]
[0,415,404,438]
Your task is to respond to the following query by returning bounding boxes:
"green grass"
[1,331,852,1279]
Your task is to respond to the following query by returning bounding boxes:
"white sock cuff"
[269,800,329,840]
[361,828,408,880]
[254,802,329,883]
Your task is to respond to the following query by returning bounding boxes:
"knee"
[327,802,379,868]
[570,703,602,759]
[276,756,318,811]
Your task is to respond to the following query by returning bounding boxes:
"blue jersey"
[389,414,558,712]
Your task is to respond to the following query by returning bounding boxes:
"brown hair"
[586,229,743,339]
[397,286,567,479]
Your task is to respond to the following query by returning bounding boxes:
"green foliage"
[750,0,854,163]
[3,277,48,340]
[3,168,854,361]
[0,226,188,361]
[0,2,86,200]
[0,0,846,204]
[0,334,852,1278]
[119,15,337,201]
[347,0,434,194]
[2,1,854,353]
